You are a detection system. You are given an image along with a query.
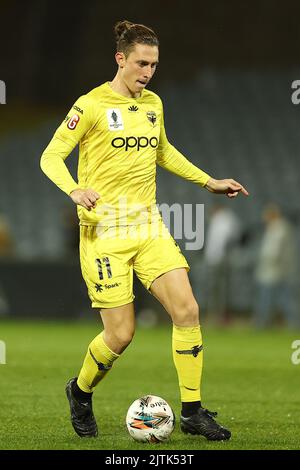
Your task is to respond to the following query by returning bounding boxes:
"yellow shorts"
[79,219,189,309]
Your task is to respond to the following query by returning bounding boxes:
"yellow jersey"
[41,82,210,226]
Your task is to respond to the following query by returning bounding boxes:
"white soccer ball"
[126,395,175,443]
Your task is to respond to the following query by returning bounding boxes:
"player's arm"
[40,95,100,211]
[157,102,248,198]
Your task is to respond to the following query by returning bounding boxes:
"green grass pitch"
[0,320,299,450]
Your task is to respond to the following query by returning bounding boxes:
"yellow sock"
[77,332,119,393]
[172,324,203,402]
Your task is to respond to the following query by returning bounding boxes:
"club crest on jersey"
[146,111,157,126]
[107,108,124,131]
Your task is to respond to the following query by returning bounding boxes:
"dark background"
[2,0,300,105]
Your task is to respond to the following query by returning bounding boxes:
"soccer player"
[40,20,248,441]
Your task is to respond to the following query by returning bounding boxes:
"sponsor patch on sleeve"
[67,114,80,130]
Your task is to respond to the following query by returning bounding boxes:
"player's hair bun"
[114,20,135,42]
[114,20,158,56]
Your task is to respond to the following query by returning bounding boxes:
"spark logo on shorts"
[67,114,80,130]
[111,136,158,151]
[95,282,121,292]
[104,282,121,289]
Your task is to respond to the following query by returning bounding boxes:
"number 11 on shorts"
[95,257,112,280]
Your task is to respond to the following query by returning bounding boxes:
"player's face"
[122,44,159,95]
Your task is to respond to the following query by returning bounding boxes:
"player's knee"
[111,328,135,352]
[172,299,199,326]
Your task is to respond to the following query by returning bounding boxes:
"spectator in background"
[0,214,13,257]
[203,203,241,324]
[254,203,299,329]
[0,214,14,316]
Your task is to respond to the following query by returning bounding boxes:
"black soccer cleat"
[181,407,231,441]
[65,377,98,438]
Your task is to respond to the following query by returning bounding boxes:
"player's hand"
[69,188,100,211]
[205,178,249,198]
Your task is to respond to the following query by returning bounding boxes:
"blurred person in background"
[0,214,14,258]
[0,214,14,316]
[203,204,241,325]
[41,20,248,442]
[254,203,299,329]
